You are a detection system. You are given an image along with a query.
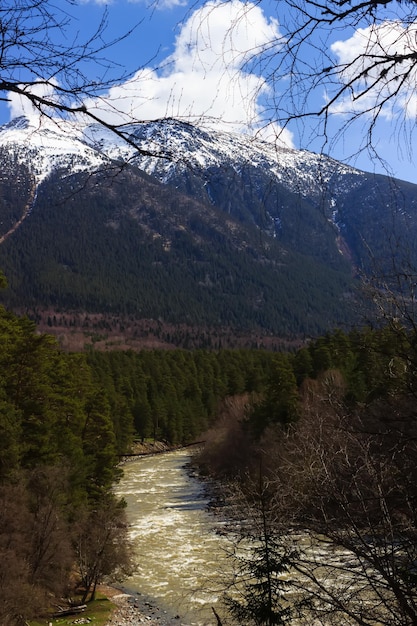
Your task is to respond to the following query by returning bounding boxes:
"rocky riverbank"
[103,587,181,626]
[123,440,204,458]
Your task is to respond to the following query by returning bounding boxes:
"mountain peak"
[3,115,31,131]
[0,115,109,184]
[0,115,416,340]
[85,118,365,200]
[0,115,365,193]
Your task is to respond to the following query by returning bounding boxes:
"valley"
[2,116,415,341]
[2,0,417,624]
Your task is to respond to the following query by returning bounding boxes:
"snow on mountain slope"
[0,115,366,200]
[0,116,110,184]
[0,114,370,227]
[1,115,416,338]
[84,119,366,199]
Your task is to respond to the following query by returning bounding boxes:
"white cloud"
[82,0,293,145]
[7,81,60,122]
[254,121,294,148]
[329,21,417,118]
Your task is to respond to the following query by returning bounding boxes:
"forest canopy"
[3,260,417,625]
[0,295,279,623]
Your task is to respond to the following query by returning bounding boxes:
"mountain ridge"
[0,115,415,348]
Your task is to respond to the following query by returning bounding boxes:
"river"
[114,449,232,626]
[114,449,375,626]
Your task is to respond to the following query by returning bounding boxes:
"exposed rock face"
[129,441,172,455]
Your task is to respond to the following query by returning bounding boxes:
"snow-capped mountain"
[0,116,109,184]
[84,118,417,269]
[1,115,364,198]
[0,114,371,245]
[84,118,365,200]
[0,114,416,344]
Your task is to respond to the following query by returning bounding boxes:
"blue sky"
[3,0,417,184]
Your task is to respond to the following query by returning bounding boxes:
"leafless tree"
[26,466,74,596]
[0,473,73,625]
[73,496,134,603]
[0,0,171,158]
[257,373,417,626]
[250,0,417,168]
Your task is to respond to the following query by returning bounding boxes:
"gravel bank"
[103,588,181,626]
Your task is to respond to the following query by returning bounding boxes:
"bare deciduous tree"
[73,496,134,603]
[253,0,417,167]
[26,466,74,596]
[0,0,170,158]
[260,374,417,626]
[0,483,37,626]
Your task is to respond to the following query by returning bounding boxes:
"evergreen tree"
[224,465,302,626]
[250,355,300,436]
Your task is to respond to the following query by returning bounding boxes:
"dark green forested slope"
[0,296,132,624]
[0,168,360,337]
[198,325,417,462]
[0,293,278,490]
[86,347,276,444]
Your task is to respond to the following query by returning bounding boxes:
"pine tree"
[224,464,302,625]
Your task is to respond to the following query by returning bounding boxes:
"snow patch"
[0,115,366,196]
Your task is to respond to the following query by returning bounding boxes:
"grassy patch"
[28,593,116,626]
